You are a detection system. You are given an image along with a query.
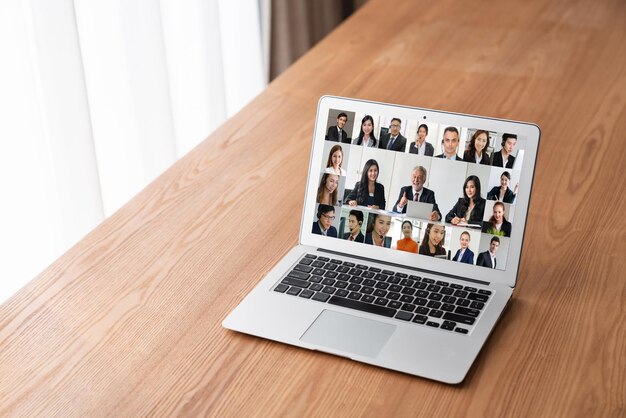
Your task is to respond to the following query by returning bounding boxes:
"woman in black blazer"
[445,175,486,227]
[482,201,512,237]
[463,129,491,165]
[345,159,386,210]
[486,171,518,204]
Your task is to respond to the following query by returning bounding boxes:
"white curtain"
[0,0,269,304]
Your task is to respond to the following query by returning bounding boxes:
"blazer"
[491,151,516,168]
[445,197,486,226]
[476,250,496,268]
[452,248,475,264]
[379,133,407,152]
[463,150,491,165]
[435,153,463,161]
[345,182,386,210]
[486,186,516,203]
[392,186,442,220]
[343,231,365,243]
[409,141,434,156]
[326,125,349,143]
[482,219,512,237]
[352,136,377,147]
[364,233,391,248]
[311,221,337,238]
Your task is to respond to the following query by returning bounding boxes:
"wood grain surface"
[1,0,625,416]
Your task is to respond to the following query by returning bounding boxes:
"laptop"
[223,96,540,384]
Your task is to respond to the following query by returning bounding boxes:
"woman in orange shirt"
[396,220,418,253]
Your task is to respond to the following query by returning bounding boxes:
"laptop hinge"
[316,248,491,286]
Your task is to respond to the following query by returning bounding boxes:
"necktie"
[414,192,419,202]
[349,235,354,241]
[388,136,395,150]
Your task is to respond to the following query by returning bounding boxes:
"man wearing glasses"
[392,166,441,221]
[312,204,338,237]
[379,118,407,152]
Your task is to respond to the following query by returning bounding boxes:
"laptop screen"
[311,107,530,273]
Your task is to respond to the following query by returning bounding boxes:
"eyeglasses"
[322,214,336,221]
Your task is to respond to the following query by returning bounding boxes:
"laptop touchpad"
[300,310,396,358]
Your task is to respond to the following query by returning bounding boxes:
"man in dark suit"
[343,209,365,242]
[392,166,441,221]
[378,118,407,152]
[434,126,463,161]
[491,133,517,168]
[452,231,475,264]
[325,112,349,143]
[312,204,338,238]
[476,236,500,268]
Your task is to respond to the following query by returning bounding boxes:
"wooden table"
[2,0,625,416]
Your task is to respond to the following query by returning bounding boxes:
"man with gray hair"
[392,166,441,221]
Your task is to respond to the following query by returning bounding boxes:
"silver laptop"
[223,96,540,384]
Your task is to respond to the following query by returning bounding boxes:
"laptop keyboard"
[273,254,493,334]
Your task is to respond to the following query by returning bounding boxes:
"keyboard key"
[400,295,414,303]
[349,276,363,284]
[286,287,301,296]
[464,286,478,292]
[468,292,489,302]
[409,275,421,281]
[375,282,389,290]
[335,281,348,289]
[441,303,455,312]
[427,301,441,309]
[294,265,313,273]
[442,295,456,304]
[348,292,362,300]
[336,265,350,273]
[455,306,480,317]
[400,279,414,287]
[348,284,362,292]
[454,290,469,298]
[422,278,435,284]
[387,276,401,284]
[304,254,316,259]
[375,273,388,281]
[443,312,475,325]
[413,315,427,324]
[440,287,454,295]
[470,301,485,310]
[395,272,408,278]
[363,279,376,286]
[362,271,375,279]
[298,258,313,266]
[416,290,429,298]
[349,268,363,276]
[395,311,413,321]
[478,289,492,295]
[311,260,325,268]
[414,297,427,306]
[330,259,343,264]
[429,309,444,318]
[282,277,310,288]
[401,287,416,296]
[450,283,463,289]
[428,293,443,301]
[322,286,336,294]
[441,321,456,331]
[375,297,389,306]
[274,284,288,293]
[312,268,326,276]
[335,289,349,297]
[414,282,427,290]
[343,261,355,267]
[356,264,368,270]
[312,292,330,302]
[299,289,314,298]
[317,256,329,262]
[401,303,416,312]
[327,296,396,317]
[388,301,402,309]
[426,321,440,328]
[324,263,338,271]
[361,295,375,303]
[322,278,336,286]
[436,280,449,286]
[361,286,374,294]
[310,283,323,291]
[455,328,469,334]
[382,269,394,275]
[427,284,441,293]
[387,292,401,300]
[389,284,402,292]
[324,271,338,278]
[373,289,387,297]
[309,275,322,283]
[416,306,429,315]
[456,298,471,307]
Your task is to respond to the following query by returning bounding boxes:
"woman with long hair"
[352,115,377,147]
[316,173,339,206]
[396,220,418,253]
[345,159,386,210]
[324,145,346,175]
[463,129,491,165]
[418,223,447,257]
[364,213,392,247]
[486,171,518,203]
[482,201,512,237]
[409,124,434,156]
[445,175,486,226]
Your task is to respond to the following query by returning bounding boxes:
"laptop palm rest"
[300,310,396,358]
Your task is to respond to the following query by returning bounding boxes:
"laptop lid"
[300,96,540,288]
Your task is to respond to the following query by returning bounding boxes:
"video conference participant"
[378,118,407,152]
[418,223,447,257]
[476,236,500,268]
[312,204,338,237]
[345,159,386,210]
[396,220,418,253]
[343,210,365,242]
[482,202,512,237]
[463,129,491,165]
[409,124,434,156]
[445,175,486,227]
[435,126,463,161]
[352,115,378,147]
[452,231,474,264]
[392,165,441,221]
[326,112,349,143]
[364,213,392,247]
[324,144,346,175]
[316,173,339,206]
[492,133,517,168]
[486,171,518,203]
